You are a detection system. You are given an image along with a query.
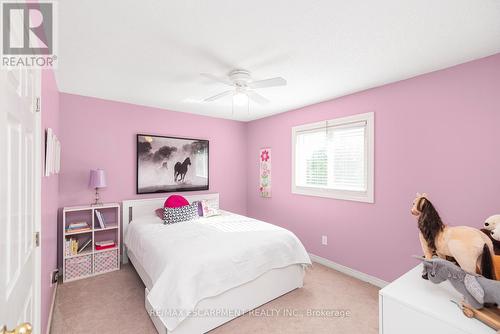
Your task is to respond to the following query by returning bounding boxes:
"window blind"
[295,121,366,191]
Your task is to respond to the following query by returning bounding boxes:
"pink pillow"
[155,208,164,219]
[164,195,189,208]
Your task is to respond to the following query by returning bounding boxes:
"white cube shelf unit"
[62,203,121,282]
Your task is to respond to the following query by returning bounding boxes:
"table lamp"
[89,169,106,206]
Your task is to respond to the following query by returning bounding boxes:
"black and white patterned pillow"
[163,203,199,225]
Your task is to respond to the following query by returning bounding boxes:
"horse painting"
[174,157,191,182]
[411,193,496,280]
[137,134,208,194]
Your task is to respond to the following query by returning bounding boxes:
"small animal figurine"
[492,226,500,242]
[482,215,500,254]
[416,257,500,310]
[411,193,496,280]
[484,215,500,231]
[482,228,500,254]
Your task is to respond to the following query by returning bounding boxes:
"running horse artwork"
[174,157,191,182]
[136,134,208,194]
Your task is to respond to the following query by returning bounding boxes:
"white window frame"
[291,112,374,203]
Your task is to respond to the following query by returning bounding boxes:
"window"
[292,112,374,203]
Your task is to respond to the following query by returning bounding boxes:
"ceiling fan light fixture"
[233,92,248,106]
[201,69,286,109]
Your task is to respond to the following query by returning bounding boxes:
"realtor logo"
[1,1,57,68]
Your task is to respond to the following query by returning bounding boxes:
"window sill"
[291,186,374,203]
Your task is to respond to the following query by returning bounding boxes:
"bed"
[122,193,311,334]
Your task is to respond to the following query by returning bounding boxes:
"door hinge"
[35,232,40,247]
[34,97,40,113]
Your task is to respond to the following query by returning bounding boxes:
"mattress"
[124,210,311,330]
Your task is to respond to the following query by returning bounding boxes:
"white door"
[0,66,41,334]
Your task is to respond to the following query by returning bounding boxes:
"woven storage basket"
[94,249,118,274]
[65,255,92,280]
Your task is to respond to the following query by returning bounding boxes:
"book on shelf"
[66,227,91,233]
[68,221,88,229]
[77,238,92,254]
[95,239,115,250]
[65,238,80,256]
[95,240,115,246]
[95,244,116,251]
[65,239,70,257]
[66,221,90,233]
[95,210,106,229]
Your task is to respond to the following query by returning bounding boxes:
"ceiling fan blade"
[201,73,233,86]
[248,77,287,89]
[203,90,233,102]
[247,91,270,105]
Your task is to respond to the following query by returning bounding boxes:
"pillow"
[198,200,221,217]
[163,203,199,225]
[192,201,204,217]
[164,195,189,208]
[155,208,164,219]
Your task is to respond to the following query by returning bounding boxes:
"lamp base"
[91,188,103,206]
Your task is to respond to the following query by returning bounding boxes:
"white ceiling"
[56,0,500,122]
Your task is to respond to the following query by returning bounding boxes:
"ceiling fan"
[201,69,287,106]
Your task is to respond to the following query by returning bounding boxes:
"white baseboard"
[46,282,58,334]
[308,253,388,288]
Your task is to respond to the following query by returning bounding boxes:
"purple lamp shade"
[89,169,107,189]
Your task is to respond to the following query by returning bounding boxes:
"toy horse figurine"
[416,257,500,310]
[411,193,496,280]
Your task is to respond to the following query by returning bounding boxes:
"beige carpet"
[51,263,379,333]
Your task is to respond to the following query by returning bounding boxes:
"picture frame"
[45,128,61,176]
[136,134,209,194]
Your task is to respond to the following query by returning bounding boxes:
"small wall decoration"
[259,148,271,197]
[45,128,61,176]
[137,134,209,194]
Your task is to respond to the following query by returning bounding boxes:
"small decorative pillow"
[199,200,221,217]
[191,201,204,217]
[164,195,189,208]
[163,203,199,225]
[155,208,164,219]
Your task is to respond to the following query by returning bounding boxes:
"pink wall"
[41,69,59,334]
[246,53,500,282]
[57,54,500,286]
[58,93,247,211]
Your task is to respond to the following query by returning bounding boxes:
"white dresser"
[379,264,495,334]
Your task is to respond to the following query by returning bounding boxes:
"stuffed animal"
[416,257,500,310]
[481,228,500,254]
[491,225,500,242]
[484,215,500,231]
[411,193,496,280]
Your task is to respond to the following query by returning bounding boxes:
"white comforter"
[124,211,311,330]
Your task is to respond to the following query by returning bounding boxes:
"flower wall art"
[259,148,271,198]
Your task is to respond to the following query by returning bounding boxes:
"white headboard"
[121,193,219,263]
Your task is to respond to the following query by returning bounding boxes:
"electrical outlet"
[321,235,328,245]
[51,269,59,285]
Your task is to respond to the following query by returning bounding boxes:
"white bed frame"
[122,194,305,334]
